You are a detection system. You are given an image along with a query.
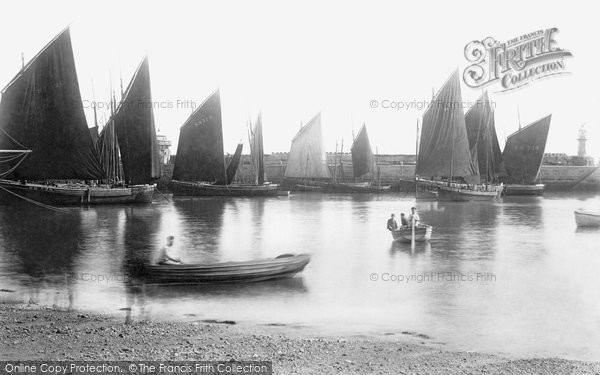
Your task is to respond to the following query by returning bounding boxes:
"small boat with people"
[391,224,433,243]
[574,209,600,227]
[144,253,311,284]
[387,208,433,242]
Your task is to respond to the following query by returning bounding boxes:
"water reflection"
[172,198,227,263]
[0,193,599,360]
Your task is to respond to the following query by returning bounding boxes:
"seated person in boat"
[156,236,183,265]
[387,214,398,231]
[407,207,420,226]
[400,213,409,228]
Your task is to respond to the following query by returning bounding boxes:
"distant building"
[543,126,595,166]
[578,125,587,157]
[156,135,172,165]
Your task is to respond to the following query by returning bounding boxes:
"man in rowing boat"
[156,236,183,265]
[387,214,398,231]
[407,207,420,227]
[400,213,409,228]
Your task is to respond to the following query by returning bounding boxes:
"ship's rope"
[0,153,27,162]
[154,186,171,202]
[0,128,29,150]
[0,185,71,214]
[0,153,29,177]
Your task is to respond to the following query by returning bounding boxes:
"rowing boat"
[574,210,600,227]
[390,224,433,242]
[143,253,310,284]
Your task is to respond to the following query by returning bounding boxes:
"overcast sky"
[0,0,598,160]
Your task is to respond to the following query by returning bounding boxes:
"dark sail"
[97,120,123,182]
[416,71,479,183]
[502,115,551,184]
[113,56,160,184]
[249,113,265,184]
[0,28,105,180]
[350,124,374,178]
[89,126,100,147]
[225,143,243,185]
[465,91,503,182]
[172,90,226,183]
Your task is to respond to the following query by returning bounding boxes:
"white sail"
[284,113,331,179]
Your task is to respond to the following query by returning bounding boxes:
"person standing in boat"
[387,214,398,231]
[407,207,420,227]
[156,236,183,265]
[400,213,409,228]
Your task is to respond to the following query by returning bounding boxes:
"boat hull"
[391,225,433,242]
[504,184,545,196]
[327,182,392,194]
[574,210,600,227]
[437,186,501,202]
[0,179,154,205]
[143,253,310,284]
[172,180,286,197]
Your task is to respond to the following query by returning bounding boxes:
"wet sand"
[1,302,599,374]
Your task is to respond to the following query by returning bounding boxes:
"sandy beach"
[1,301,599,375]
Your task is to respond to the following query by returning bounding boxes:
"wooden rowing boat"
[143,253,310,284]
[391,225,433,243]
[574,209,600,227]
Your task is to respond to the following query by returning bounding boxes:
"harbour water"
[1,193,599,361]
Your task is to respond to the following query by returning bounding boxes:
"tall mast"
[376,146,381,187]
[448,107,455,187]
[415,118,419,199]
[339,138,344,183]
[333,140,338,183]
[91,79,98,128]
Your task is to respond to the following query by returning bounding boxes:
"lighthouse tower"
[577,125,587,157]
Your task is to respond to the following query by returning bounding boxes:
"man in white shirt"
[407,207,420,227]
[156,236,183,265]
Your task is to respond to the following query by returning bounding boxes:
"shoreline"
[1,301,598,374]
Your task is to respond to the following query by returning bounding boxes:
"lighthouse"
[577,125,587,157]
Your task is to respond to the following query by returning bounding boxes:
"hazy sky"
[1,0,598,160]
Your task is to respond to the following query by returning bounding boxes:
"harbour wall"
[159,153,600,191]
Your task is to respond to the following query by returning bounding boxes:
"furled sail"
[284,113,331,179]
[113,56,160,185]
[172,90,226,183]
[0,28,105,180]
[97,120,123,182]
[351,124,374,178]
[502,115,551,184]
[416,71,479,183]
[465,91,504,182]
[249,113,265,185]
[225,143,243,185]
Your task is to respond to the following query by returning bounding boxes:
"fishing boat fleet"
[0,28,563,207]
[414,71,551,201]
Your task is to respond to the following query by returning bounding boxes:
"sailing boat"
[225,143,244,185]
[96,119,123,184]
[328,124,391,193]
[501,115,551,195]
[171,91,282,196]
[416,71,503,201]
[464,91,506,185]
[283,112,331,191]
[0,28,155,205]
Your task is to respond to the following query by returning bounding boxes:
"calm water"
[1,193,599,361]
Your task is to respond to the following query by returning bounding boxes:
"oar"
[411,217,416,249]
